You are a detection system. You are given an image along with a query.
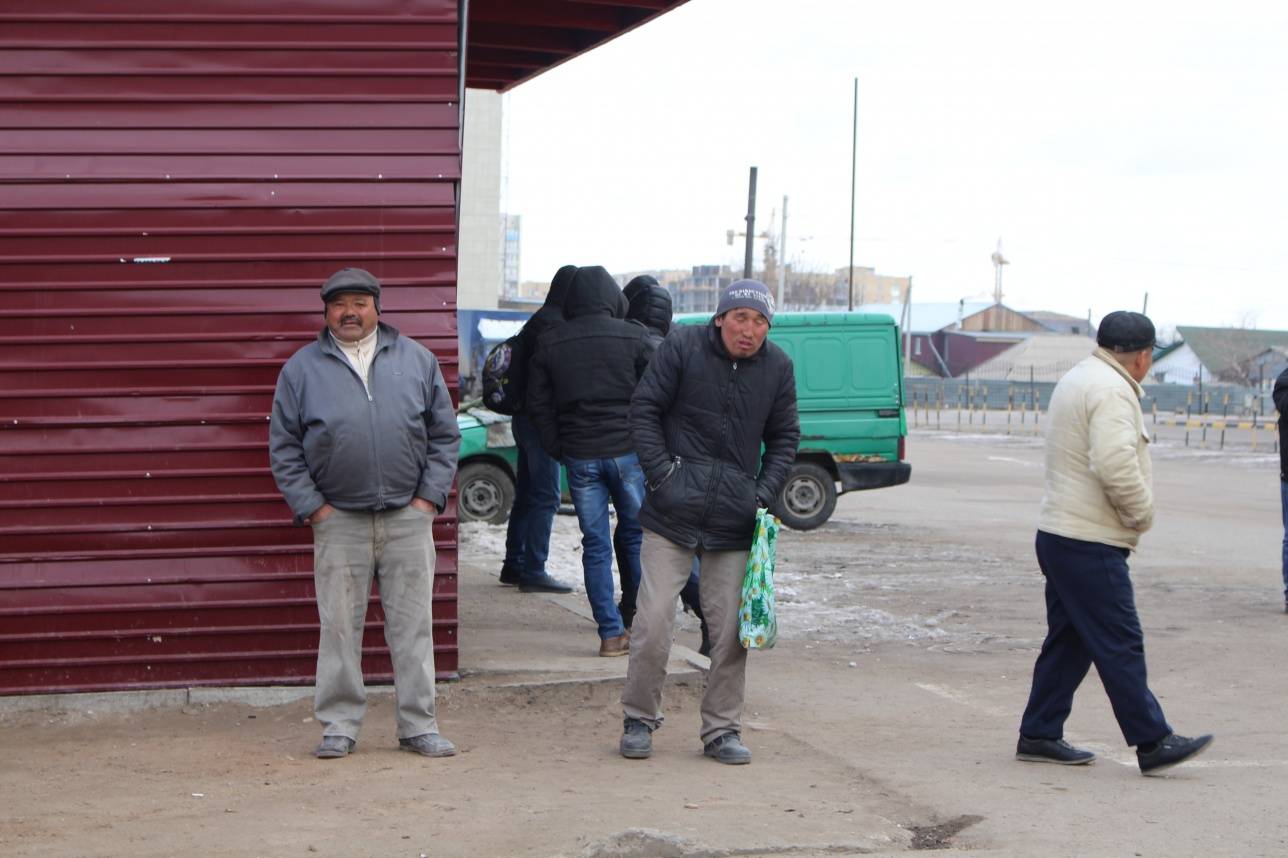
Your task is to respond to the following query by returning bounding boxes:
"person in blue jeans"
[527,266,654,656]
[500,411,568,593]
[616,275,709,654]
[497,265,576,594]
[566,453,647,647]
[1273,367,1288,611]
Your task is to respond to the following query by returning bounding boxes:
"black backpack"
[481,333,529,415]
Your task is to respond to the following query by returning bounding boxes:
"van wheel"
[457,462,514,525]
[774,462,837,530]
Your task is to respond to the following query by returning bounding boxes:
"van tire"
[457,461,514,525]
[774,462,837,530]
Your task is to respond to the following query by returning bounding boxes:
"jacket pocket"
[648,456,682,492]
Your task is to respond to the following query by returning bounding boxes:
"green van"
[455,405,570,524]
[679,310,911,529]
[455,406,519,525]
[456,311,910,530]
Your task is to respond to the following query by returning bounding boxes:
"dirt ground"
[3,431,1287,857]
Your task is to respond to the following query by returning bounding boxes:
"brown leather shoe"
[598,632,630,657]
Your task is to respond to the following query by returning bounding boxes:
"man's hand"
[306,503,335,525]
[410,497,439,515]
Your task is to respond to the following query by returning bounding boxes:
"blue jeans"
[502,413,561,583]
[565,453,646,640]
[1020,531,1171,747]
[1281,479,1287,599]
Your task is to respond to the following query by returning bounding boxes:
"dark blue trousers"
[501,412,561,583]
[1020,530,1172,747]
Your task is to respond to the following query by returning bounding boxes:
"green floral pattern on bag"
[739,507,780,650]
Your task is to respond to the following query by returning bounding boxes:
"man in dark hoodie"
[527,266,654,656]
[1275,367,1288,612]
[619,275,710,656]
[498,265,577,594]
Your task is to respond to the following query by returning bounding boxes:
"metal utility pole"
[776,195,788,310]
[901,277,914,373]
[743,166,758,279]
[848,77,857,310]
[1142,292,1149,315]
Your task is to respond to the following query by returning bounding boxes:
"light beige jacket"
[1038,348,1153,550]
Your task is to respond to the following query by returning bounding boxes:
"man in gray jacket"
[270,267,460,760]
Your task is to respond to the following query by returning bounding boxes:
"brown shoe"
[599,632,630,657]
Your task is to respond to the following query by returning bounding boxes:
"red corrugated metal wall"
[0,0,462,694]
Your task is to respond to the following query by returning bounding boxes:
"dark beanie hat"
[623,274,659,305]
[1097,311,1156,353]
[321,267,381,313]
[716,279,774,324]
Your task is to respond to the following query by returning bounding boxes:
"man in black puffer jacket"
[497,265,577,594]
[1274,367,1288,612]
[620,279,799,766]
[527,266,654,657]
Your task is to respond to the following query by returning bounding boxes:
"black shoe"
[398,732,457,758]
[703,732,752,765]
[518,573,573,594]
[499,564,520,587]
[620,717,653,759]
[315,735,356,759]
[1137,733,1213,775]
[1015,735,1096,765]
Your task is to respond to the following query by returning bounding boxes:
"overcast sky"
[500,0,1288,332]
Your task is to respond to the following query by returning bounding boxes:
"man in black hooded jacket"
[497,265,578,594]
[620,279,799,765]
[619,275,709,655]
[527,266,654,656]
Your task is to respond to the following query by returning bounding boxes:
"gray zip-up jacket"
[269,322,460,524]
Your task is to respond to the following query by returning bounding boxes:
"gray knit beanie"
[715,279,774,324]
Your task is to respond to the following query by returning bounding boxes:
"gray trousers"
[621,528,749,745]
[311,505,439,741]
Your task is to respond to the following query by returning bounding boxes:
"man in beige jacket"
[1016,311,1213,776]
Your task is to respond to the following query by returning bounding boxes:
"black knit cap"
[1097,311,1156,353]
[320,267,381,313]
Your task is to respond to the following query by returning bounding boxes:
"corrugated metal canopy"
[465,0,690,91]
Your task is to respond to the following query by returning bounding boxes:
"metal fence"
[905,374,1281,452]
